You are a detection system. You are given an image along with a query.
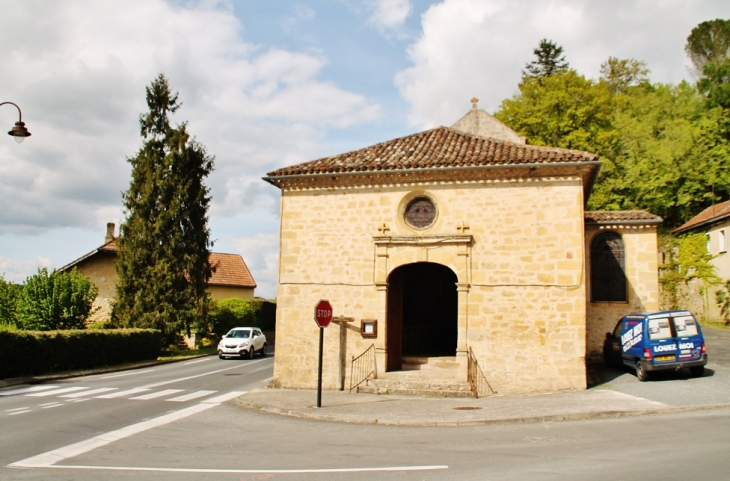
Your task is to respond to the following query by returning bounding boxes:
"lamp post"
[0,101,31,143]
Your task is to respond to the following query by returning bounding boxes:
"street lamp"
[0,101,31,143]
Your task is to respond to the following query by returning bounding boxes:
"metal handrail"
[467,347,495,398]
[349,344,376,393]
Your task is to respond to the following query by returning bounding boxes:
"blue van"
[603,310,708,381]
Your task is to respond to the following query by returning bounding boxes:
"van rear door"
[671,313,704,363]
[646,315,677,365]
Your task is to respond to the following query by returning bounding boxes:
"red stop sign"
[314,300,333,328]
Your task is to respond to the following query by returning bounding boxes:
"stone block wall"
[74,253,117,324]
[273,177,589,394]
[585,225,660,362]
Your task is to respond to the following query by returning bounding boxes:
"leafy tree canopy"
[523,39,569,79]
[15,268,98,330]
[114,74,214,340]
[496,52,730,228]
[685,19,730,76]
[600,57,650,94]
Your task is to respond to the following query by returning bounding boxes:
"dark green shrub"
[0,328,162,379]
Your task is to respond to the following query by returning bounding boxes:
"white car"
[217,327,267,359]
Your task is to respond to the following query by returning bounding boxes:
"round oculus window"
[405,197,436,229]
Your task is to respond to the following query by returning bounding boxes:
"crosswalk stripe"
[0,385,59,396]
[202,391,246,403]
[95,388,150,399]
[26,387,88,397]
[60,388,118,398]
[130,389,183,400]
[166,390,216,402]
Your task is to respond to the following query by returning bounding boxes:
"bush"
[16,268,99,330]
[0,328,162,379]
[0,275,21,327]
[206,298,276,338]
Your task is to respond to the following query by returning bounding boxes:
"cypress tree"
[114,74,214,340]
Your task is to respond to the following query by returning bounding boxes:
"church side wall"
[585,226,660,362]
[273,179,588,394]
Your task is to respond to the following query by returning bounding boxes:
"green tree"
[0,275,21,327]
[599,57,650,94]
[716,280,730,325]
[114,74,214,341]
[523,39,569,79]
[15,268,98,330]
[685,19,730,76]
[496,70,614,152]
[660,233,721,312]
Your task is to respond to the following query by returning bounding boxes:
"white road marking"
[166,390,216,402]
[8,403,217,468]
[6,407,30,412]
[101,369,154,379]
[95,388,150,399]
[130,389,183,400]
[0,385,59,396]
[68,398,90,403]
[143,360,265,388]
[41,403,63,409]
[18,464,450,474]
[39,402,60,407]
[8,410,32,416]
[26,387,88,397]
[201,391,246,404]
[60,388,118,398]
[183,358,210,365]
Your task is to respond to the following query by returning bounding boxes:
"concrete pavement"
[235,384,730,426]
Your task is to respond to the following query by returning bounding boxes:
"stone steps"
[357,378,474,398]
[355,356,474,398]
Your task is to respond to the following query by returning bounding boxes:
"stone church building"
[264,101,662,395]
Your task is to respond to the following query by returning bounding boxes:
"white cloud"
[0,0,381,295]
[396,0,730,128]
[229,231,280,300]
[366,0,413,31]
[0,256,52,283]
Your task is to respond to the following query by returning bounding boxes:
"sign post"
[314,299,333,408]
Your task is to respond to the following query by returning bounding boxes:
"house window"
[591,232,627,302]
[720,229,727,253]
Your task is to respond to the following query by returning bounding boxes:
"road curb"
[235,399,730,427]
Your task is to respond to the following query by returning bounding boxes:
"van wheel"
[690,366,705,378]
[636,361,649,382]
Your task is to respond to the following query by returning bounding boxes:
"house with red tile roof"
[60,223,256,323]
[672,199,730,321]
[264,100,662,396]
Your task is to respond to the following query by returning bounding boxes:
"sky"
[1,0,729,299]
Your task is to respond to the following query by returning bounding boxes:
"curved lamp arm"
[0,101,31,143]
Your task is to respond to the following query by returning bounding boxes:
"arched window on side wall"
[590,232,627,302]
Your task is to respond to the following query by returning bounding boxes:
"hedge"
[207,298,276,338]
[0,328,162,379]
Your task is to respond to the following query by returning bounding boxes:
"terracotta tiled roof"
[61,242,256,288]
[209,252,257,288]
[266,126,598,178]
[584,211,663,225]
[672,199,730,234]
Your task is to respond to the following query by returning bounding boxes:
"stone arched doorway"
[386,262,458,371]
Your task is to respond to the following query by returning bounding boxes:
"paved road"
[3,399,729,480]
[0,353,274,472]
